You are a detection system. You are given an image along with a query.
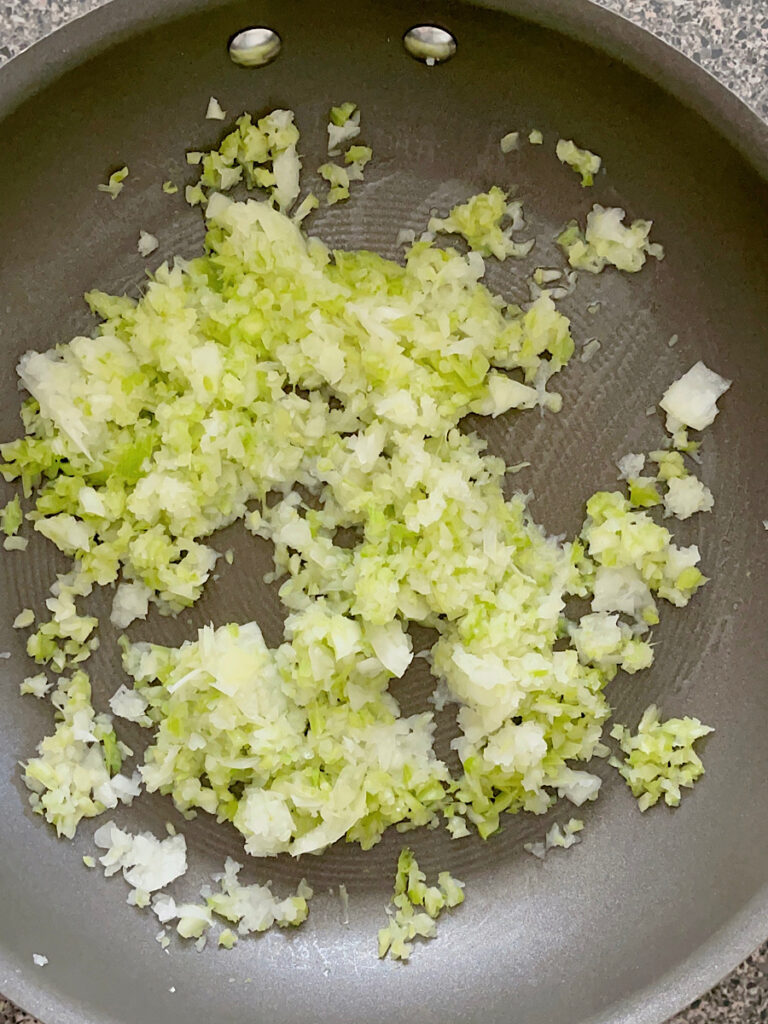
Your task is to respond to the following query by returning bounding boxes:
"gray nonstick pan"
[0,2,766,1024]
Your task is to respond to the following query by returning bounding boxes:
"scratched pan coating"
[0,2,766,1023]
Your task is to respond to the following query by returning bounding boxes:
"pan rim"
[1,0,766,181]
[0,1,766,1023]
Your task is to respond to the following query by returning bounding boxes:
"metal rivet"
[228,27,282,68]
[403,25,457,64]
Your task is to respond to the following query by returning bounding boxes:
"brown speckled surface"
[0,1,766,1022]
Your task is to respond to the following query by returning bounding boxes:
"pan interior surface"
[0,2,766,1024]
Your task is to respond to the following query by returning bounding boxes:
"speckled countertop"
[0,1,767,1022]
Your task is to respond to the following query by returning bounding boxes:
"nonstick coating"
[0,2,766,1023]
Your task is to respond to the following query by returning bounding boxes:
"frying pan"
[0,2,766,1023]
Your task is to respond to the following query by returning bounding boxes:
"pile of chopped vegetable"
[610,706,713,810]
[378,848,464,960]
[0,102,730,960]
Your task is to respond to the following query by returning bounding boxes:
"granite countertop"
[0,1,766,1022]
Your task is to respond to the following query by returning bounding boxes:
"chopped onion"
[659,361,731,431]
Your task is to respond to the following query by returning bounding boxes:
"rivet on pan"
[403,25,457,65]
[228,27,282,68]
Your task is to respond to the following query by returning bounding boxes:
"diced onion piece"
[206,97,227,120]
[659,361,731,431]
[137,231,159,257]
